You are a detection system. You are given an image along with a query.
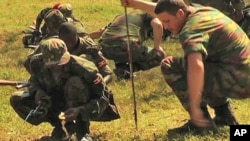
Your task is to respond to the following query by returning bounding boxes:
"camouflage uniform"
[189,0,245,16]
[71,37,113,82]
[34,3,85,36]
[59,22,113,84]
[161,5,250,112]
[11,38,119,140]
[23,9,65,74]
[189,0,247,33]
[98,10,164,78]
[22,3,86,47]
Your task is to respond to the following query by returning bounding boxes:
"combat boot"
[168,106,218,134]
[114,62,138,79]
[51,125,68,140]
[81,133,93,141]
[213,102,239,126]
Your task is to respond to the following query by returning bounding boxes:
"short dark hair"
[155,0,188,15]
[59,22,77,36]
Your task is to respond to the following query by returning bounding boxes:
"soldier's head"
[58,3,73,17]
[58,22,78,50]
[40,38,70,67]
[155,0,189,35]
[44,9,66,35]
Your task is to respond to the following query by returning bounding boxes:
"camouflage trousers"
[160,56,250,111]
[99,40,164,71]
[10,76,119,125]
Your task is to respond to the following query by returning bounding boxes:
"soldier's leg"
[161,56,217,133]
[208,99,239,126]
[204,63,250,126]
[64,76,91,140]
[137,45,164,70]
[9,91,45,125]
[161,56,189,110]
[113,62,130,79]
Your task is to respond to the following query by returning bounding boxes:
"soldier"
[33,3,85,37]
[23,3,86,47]
[58,22,113,85]
[23,9,66,74]
[121,0,250,133]
[10,38,120,140]
[89,9,166,79]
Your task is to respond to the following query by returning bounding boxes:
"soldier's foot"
[213,102,239,126]
[168,120,218,134]
[81,133,93,141]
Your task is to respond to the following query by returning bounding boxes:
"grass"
[0,0,250,141]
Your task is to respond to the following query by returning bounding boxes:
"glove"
[63,107,81,122]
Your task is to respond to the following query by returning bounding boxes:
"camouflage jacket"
[179,5,250,66]
[99,10,155,44]
[190,0,245,15]
[68,36,112,77]
[28,54,99,97]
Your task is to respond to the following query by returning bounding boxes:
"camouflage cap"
[44,9,65,25]
[58,3,73,17]
[40,38,70,66]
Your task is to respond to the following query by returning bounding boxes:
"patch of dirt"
[0,33,6,49]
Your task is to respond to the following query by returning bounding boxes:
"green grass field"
[0,0,250,141]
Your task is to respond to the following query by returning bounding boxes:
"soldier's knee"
[10,91,31,107]
[10,95,20,108]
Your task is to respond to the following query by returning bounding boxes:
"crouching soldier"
[10,38,120,141]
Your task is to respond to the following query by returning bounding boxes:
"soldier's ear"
[176,9,185,19]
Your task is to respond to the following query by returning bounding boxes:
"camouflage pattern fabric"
[73,37,113,80]
[58,3,73,17]
[99,10,164,71]
[35,4,85,35]
[40,38,70,66]
[190,0,245,18]
[44,9,65,28]
[57,21,113,83]
[161,5,250,110]
[12,53,118,125]
[13,37,120,125]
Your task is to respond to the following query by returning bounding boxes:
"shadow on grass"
[163,126,229,141]
[36,132,108,141]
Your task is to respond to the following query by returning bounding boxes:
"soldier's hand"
[93,73,103,84]
[120,0,135,7]
[233,10,244,22]
[63,108,81,121]
[97,60,107,68]
[154,46,166,57]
